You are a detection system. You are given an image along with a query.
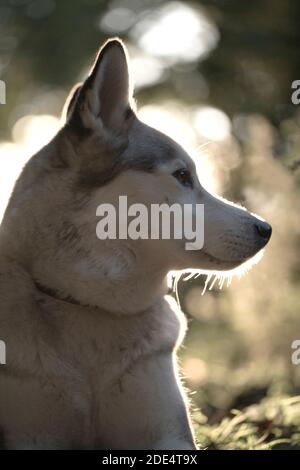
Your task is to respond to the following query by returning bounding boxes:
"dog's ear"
[67,39,134,135]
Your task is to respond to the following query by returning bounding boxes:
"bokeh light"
[0,114,60,221]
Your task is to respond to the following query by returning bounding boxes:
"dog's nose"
[255,221,272,242]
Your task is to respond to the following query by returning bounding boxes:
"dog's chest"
[2,296,185,448]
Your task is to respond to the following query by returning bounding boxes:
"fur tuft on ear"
[67,38,134,135]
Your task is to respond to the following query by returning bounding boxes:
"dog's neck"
[34,268,169,315]
[0,252,169,316]
[33,260,168,315]
[0,220,170,315]
[34,280,82,307]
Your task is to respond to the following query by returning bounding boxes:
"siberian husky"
[0,38,272,449]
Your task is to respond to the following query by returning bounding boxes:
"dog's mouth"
[203,248,247,263]
[201,248,264,272]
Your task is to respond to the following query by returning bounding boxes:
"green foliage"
[195,396,300,450]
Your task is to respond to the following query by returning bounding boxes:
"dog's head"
[2,39,271,312]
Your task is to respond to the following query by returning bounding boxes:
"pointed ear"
[68,39,134,134]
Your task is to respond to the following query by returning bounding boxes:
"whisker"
[201,274,212,295]
[209,274,218,290]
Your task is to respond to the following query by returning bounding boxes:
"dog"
[0,38,272,449]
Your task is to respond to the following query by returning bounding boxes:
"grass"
[194,395,300,450]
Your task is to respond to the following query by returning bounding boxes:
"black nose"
[255,221,272,241]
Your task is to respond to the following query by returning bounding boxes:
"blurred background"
[0,0,300,448]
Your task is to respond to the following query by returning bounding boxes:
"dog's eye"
[172,168,193,189]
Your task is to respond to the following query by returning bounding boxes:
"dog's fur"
[0,39,271,449]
